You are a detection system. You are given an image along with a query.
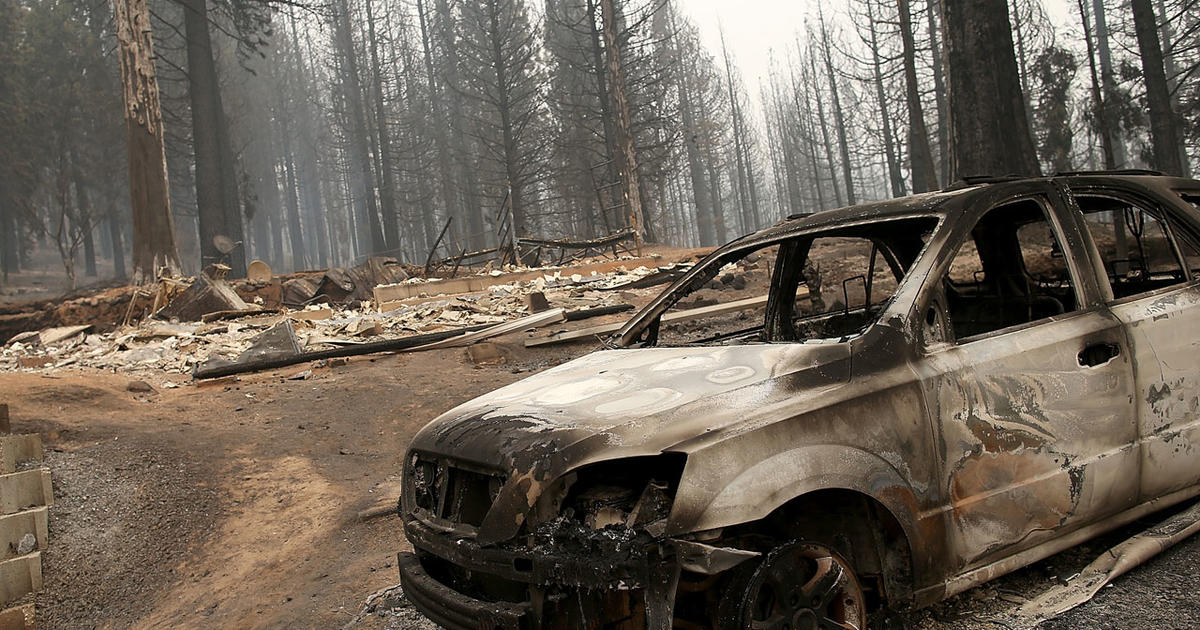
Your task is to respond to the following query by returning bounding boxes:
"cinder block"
[0,437,42,475]
[0,509,47,562]
[0,603,35,630]
[0,553,41,607]
[0,471,52,516]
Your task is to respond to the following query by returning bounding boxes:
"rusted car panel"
[399,174,1200,629]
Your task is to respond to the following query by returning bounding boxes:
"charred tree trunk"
[1078,0,1116,169]
[280,127,307,270]
[435,0,486,249]
[183,0,245,277]
[927,0,950,184]
[588,0,621,232]
[900,0,940,192]
[599,0,645,247]
[417,0,461,247]
[806,47,843,207]
[678,62,715,246]
[366,0,401,251]
[721,29,758,232]
[866,1,905,198]
[333,0,387,257]
[1132,0,1184,175]
[707,164,728,243]
[1156,0,1190,174]
[111,0,180,282]
[288,14,327,268]
[70,158,97,277]
[1092,0,1129,168]
[818,11,856,205]
[942,0,1041,177]
[107,205,127,281]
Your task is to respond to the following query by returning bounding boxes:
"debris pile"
[0,258,690,378]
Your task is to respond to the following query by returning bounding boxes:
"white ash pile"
[0,263,682,377]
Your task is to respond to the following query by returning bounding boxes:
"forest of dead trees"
[0,0,1197,287]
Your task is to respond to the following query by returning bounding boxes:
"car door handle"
[1078,343,1120,367]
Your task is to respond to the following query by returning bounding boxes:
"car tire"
[715,539,868,630]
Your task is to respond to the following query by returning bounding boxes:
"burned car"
[398,172,1200,629]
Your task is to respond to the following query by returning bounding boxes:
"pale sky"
[678,0,1079,88]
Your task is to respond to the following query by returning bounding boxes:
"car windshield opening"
[645,217,939,346]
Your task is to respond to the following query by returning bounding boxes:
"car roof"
[739,173,1200,248]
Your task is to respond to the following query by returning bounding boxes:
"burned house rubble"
[0,253,700,378]
[396,174,1200,630]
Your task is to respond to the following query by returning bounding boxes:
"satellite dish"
[247,260,273,283]
[213,235,238,255]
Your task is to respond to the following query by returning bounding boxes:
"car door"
[1067,185,1200,501]
[915,186,1139,572]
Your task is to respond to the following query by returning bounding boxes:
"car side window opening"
[1180,192,1200,215]
[648,217,938,346]
[1075,195,1194,299]
[937,198,1081,342]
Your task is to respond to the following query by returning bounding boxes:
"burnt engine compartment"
[404,455,689,629]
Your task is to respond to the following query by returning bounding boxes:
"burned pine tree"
[455,0,547,242]
[182,0,247,278]
[599,0,646,248]
[1132,0,1185,175]
[816,7,857,205]
[111,0,181,282]
[1085,0,1131,169]
[720,27,763,233]
[899,0,939,192]
[850,0,906,199]
[544,0,670,242]
[331,0,388,258]
[942,0,1041,177]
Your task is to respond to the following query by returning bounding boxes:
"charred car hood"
[409,342,851,543]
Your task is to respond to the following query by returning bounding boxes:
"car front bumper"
[400,518,658,629]
[398,551,531,630]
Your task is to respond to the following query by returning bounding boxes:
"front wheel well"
[719,489,915,613]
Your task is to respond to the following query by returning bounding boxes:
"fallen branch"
[191,305,618,380]
[191,324,494,380]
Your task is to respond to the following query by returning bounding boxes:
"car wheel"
[716,539,868,630]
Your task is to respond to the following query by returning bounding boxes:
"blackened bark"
[1092,0,1128,168]
[184,0,245,277]
[1078,0,1117,169]
[707,165,727,243]
[435,0,486,249]
[1132,0,1184,175]
[416,0,461,248]
[1156,0,1190,174]
[71,159,97,277]
[111,0,180,282]
[865,1,905,198]
[806,46,843,207]
[678,60,715,246]
[900,0,939,192]
[942,0,1041,177]
[107,207,127,281]
[926,0,950,184]
[818,10,856,205]
[599,0,645,248]
[366,0,401,250]
[333,0,387,256]
[721,29,759,231]
[281,129,307,270]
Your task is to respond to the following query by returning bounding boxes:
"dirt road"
[3,332,1198,629]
